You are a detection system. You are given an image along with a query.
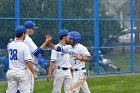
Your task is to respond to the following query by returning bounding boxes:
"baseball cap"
[59,29,69,36]
[24,21,38,29]
[15,25,27,35]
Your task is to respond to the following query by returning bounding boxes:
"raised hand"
[45,35,52,42]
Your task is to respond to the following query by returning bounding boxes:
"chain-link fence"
[0,0,140,80]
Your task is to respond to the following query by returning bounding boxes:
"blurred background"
[0,0,140,80]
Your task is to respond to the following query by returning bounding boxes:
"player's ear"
[22,32,26,36]
[26,28,31,32]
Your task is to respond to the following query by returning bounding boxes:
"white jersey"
[61,43,91,69]
[8,40,32,70]
[102,59,112,64]
[51,44,71,68]
[24,35,37,63]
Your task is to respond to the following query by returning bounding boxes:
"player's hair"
[60,35,67,40]
[16,32,25,38]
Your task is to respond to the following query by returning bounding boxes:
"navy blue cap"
[59,29,69,36]
[15,25,27,35]
[24,21,38,29]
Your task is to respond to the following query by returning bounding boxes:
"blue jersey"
[3,56,9,72]
[36,57,50,68]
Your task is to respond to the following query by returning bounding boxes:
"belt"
[57,67,69,70]
[71,68,85,72]
[9,68,27,70]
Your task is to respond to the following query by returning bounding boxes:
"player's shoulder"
[66,45,72,48]
[57,44,72,49]
[12,41,29,48]
[9,41,24,46]
[77,43,87,49]
[24,35,32,42]
[8,41,14,45]
[21,42,30,48]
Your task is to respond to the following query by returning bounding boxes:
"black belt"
[9,68,27,70]
[57,67,69,70]
[71,68,85,72]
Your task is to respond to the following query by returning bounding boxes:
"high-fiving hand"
[45,35,52,44]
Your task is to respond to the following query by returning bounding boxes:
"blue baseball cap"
[24,21,38,29]
[59,29,69,36]
[15,25,27,35]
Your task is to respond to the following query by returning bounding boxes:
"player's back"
[8,40,32,70]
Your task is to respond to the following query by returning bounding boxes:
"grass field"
[0,74,140,93]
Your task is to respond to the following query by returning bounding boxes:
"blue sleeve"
[56,46,63,51]
[32,48,42,56]
[86,56,94,62]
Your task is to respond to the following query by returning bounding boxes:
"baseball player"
[23,21,48,58]
[3,54,21,93]
[23,21,49,92]
[4,38,20,93]
[46,31,92,93]
[6,25,37,93]
[99,54,120,72]
[47,29,72,93]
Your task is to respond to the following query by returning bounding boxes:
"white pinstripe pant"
[6,69,33,93]
[52,68,72,93]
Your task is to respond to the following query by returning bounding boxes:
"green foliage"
[0,0,14,17]
[0,0,122,49]
[62,0,94,18]
[0,20,15,49]
[20,0,58,18]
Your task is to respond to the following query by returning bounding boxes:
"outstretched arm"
[40,39,49,50]
[33,35,53,56]
[46,35,63,51]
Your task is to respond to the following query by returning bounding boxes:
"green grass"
[87,51,140,72]
[0,74,140,93]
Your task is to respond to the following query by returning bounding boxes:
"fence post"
[130,0,134,73]
[94,0,100,75]
[15,0,20,27]
[58,0,62,38]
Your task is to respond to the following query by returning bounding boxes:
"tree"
[0,0,122,49]
[99,2,122,47]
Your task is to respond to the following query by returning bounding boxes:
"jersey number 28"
[9,49,17,60]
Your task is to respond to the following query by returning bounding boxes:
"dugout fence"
[0,0,140,80]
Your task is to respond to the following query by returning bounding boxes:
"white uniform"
[59,43,91,93]
[24,35,37,62]
[102,59,112,64]
[51,44,72,93]
[6,40,33,93]
[24,35,37,92]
